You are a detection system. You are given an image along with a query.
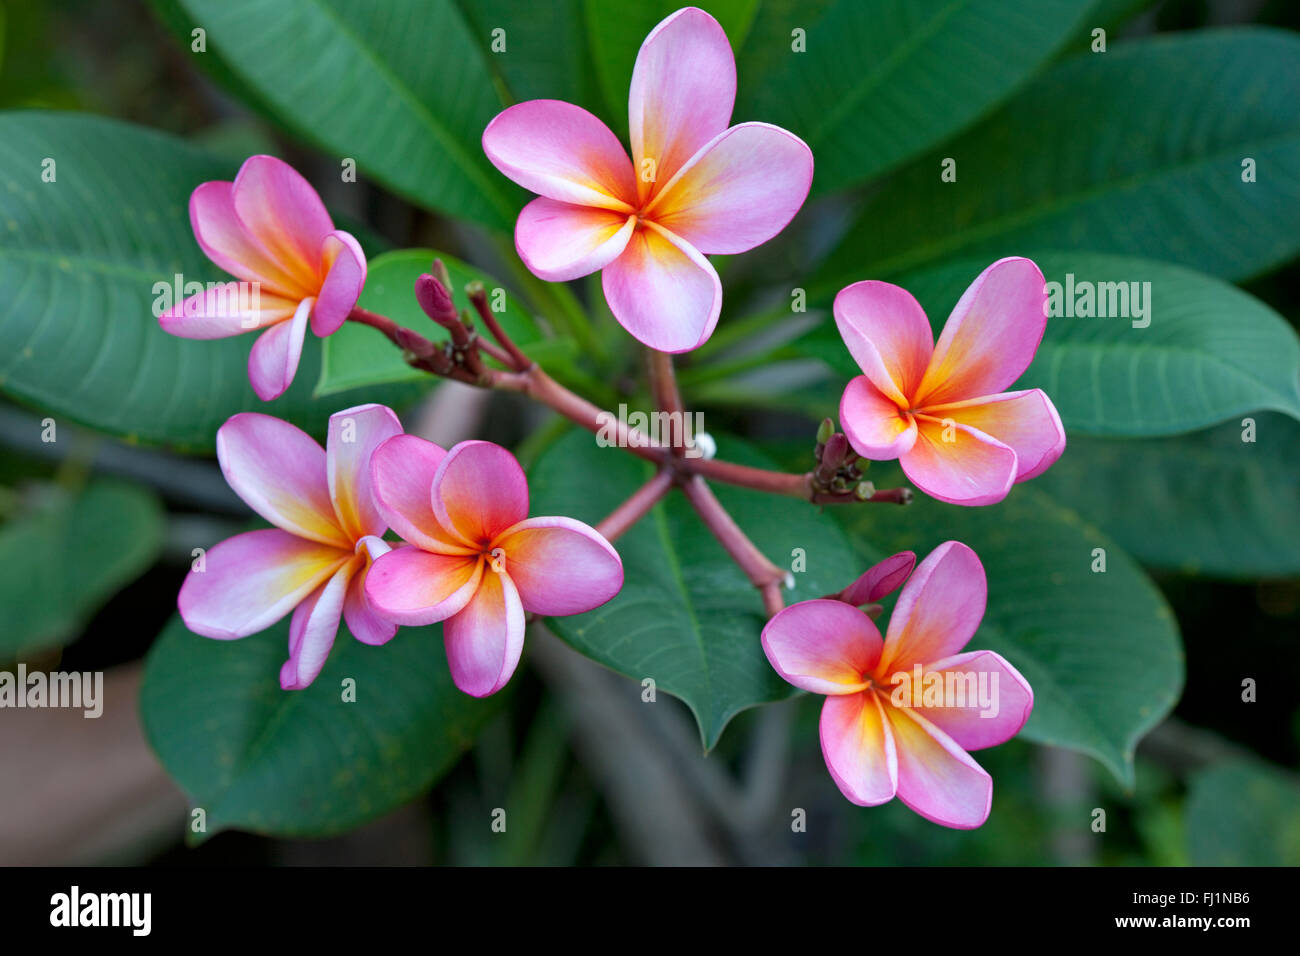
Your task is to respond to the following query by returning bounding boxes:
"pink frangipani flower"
[364,437,624,697]
[178,404,401,690]
[836,257,1066,506]
[159,154,367,401]
[762,541,1033,829]
[482,6,813,353]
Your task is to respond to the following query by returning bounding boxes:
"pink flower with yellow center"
[836,257,1066,506]
[762,542,1034,829]
[178,404,401,690]
[364,437,624,697]
[159,154,367,401]
[482,6,813,353]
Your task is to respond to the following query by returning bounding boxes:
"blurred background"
[1,0,1297,866]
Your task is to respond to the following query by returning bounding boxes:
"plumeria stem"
[467,282,533,372]
[595,468,675,542]
[681,476,785,592]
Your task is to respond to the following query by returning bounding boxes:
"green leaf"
[141,613,500,840]
[1036,414,1300,579]
[737,0,1093,194]
[178,0,517,229]
[835,476,1183,787]
[1185,760,1300,865]
[0,111,413,449]
[0,479,163,657]
[527,428,855,750]
[316,249,564,396]
[812,28,1300,295]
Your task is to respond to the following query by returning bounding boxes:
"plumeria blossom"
[762,542,1033,829]
[482,6,813,353]
[365,437,624,697]
[159,154,367,401]
[836,257,1066,506]
[178,404,401,690]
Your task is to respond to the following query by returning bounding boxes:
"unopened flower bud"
[816,418,834,445]
[414,273,458,327]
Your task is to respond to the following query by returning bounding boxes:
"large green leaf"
[812,28,1300,295]
[1037,414,1300,579]
[141,613,500,840]
[179,0,517,229]
[528,428,855,749]
[797,252,1300,436]
[737,0,1093,194]
[0,479,163,657]
[0,111,411,449]
[836,472,1183,787]
[1184,760,1300,865]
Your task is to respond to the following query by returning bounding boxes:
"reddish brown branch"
[595,468,674,542]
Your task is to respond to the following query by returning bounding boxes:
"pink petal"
[515,198,636,282]
[432,441,530,547]
[370,435,473,554]
[819,692,898,806]
[492,516,623,616]
[834,280,935,405]
[327,403,403,541]
[914,257,1048,407]
[280,557,358,690]
[364,547,483,627]
[882,703,993,829]
[443,567,526,697]
[247,296,312,402]
[629,6,735,205]
[648,122,812,254]
[158,282,298,340]
[189,181,308,298]
[878,541,986,675]
[761,599,881,696]
[925,389,1066,482]
[344,562,398,646]
[602,224,720,353]
[839,375,917,459]
[483,100,637,211]
[311,230,367,337]
[217,410,349,548]
[840,551,917,606]
[231,154,334,293]
[899,415,1017,506]
[914,650,1034,751]
[178,529,348,640]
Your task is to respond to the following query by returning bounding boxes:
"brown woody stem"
[595,468,675,542]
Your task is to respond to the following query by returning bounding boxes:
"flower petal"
[819,692,898,806]
[158,282,298,340]
[178,529,348,640]
[879,541,986,675]
[914,256,1048,406]
[280,557,358,690]
[761,599,881,695]
[492,516,623,615]
[602,224,720,353]
[247,296,312,402]
[189,181,308,298]
[925,389,1066,482]
[231,154,333,292]
[482,100,637,211]
[882,703,992,829]
[834,280,935,405]
[311,230,367,337]
[217,410,349,547]
[443,568,526,697]
[840,551,917,607]
[343,562,398,646]
[629,6,735,205]
[432,441,530,547]
[839,375,917,459]
[364,547,482,627]
[899,414,1017,506]
[649,122,812,254]
[327,403,403,541]
[370,435,472,554]
[914,650,1034,751]
[514,198,637,282]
